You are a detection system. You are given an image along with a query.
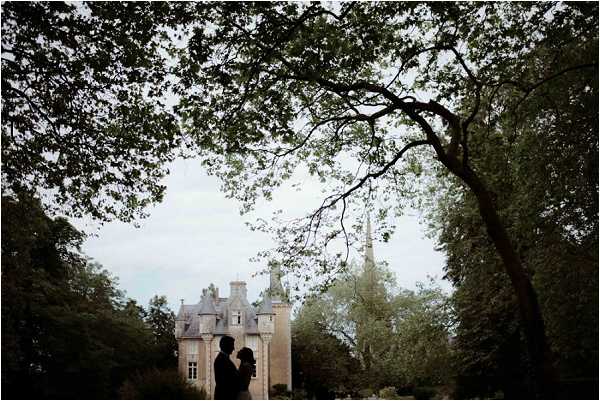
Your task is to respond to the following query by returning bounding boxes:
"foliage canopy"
[172,2,597,280]
[1,2,181,221]
[429,38,598,397]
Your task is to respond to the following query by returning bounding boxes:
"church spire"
[363,215,377,294]
[364,215,375,268]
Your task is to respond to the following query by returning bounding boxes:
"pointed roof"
[257,294,274,315]
[363,215,378,294]
[177,280,267,338]
[269,262,287,302]
[364,215,375,268]
[198,294,217,315]
[176,304,190,320]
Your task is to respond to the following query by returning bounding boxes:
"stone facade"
[175,270,291,399]
[269,302,292,390]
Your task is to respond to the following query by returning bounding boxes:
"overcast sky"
[74,157,451,312]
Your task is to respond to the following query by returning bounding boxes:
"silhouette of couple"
[214,335,256,400]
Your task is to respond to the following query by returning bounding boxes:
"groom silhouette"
[214,335,240,399]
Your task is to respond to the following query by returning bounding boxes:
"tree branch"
[513,62,598,110]
[320,139,431,211]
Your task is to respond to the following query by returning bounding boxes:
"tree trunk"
[399,94,557,396]
[458,165,558,399]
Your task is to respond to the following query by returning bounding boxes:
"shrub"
[270,383,292,399]
[292,388,308,399]
[119,368,207,399]
[379,386,401,399]
[413,386,437,400]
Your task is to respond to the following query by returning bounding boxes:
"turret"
[265,267,293,392]
[256,294,275,334]
[268,261,288,302]
[198,293,217,334]
[175,299,187,338]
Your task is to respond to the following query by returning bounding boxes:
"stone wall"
[269,302,292,391]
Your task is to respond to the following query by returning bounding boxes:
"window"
[188,362,197,380]
[231,310,242,326]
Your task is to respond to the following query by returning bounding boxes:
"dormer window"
[232,310,242,326]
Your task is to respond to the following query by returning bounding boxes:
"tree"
[124,298,148,321]
[3,3,596,395]
[146,295,178,369]
[292,262,452,397]
[1,194,161,398]
[428,34,598,397]
[172,3,597,395]
[1,193,87,398]
[393,282,454,389]
[292,296,361,399]
[1,2,181,222]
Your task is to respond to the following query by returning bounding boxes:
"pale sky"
[74,157,451,312]
[64,7,454,312]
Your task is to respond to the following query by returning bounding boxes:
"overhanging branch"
[320,139,431,211]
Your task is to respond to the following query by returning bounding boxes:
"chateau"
[175,266,292,399]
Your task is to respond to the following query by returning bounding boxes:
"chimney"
[230,281,247,299]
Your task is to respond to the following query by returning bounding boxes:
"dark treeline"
[1,194,200,399]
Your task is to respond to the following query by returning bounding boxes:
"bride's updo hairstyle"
[236,347,255,364]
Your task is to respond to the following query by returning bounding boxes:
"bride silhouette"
[236,347,256,400]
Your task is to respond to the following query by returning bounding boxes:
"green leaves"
[166,3,591,286]
[293,262,453,393]
[1,194,180,398]
[425,18,598,395]
[2,2,181,222]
